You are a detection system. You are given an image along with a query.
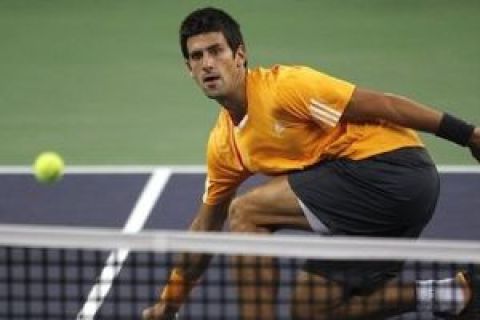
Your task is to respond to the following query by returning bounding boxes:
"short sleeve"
[275,66,355,129]
[202,119,251,205]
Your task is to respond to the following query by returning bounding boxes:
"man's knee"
[228,196,255,232]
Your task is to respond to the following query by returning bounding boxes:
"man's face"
[185,32,246,99]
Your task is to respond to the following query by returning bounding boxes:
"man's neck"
[223,101,246,126]
[217,70,247,126]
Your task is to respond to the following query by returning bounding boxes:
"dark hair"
[179,7,245,60]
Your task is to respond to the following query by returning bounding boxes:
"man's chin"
[203,89,223,99]
[206,93,220,99]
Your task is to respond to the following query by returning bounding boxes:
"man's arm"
[142,199,232,320]
[175,198,232,278]
[342,87,480,162]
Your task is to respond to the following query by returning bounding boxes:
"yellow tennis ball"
[33,152,65,184]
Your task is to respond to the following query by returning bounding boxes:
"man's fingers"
[142,304,178,320]
[471,147,480,162]
[142,307,153,319]
[142,305,162,320]
[142,306,160,320]
[468,128,480,162]
[469,142,480,162]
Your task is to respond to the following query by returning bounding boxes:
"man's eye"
[191,52,202,60]
[210,47,222,55]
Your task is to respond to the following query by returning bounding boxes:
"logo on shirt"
[274,121,286,135]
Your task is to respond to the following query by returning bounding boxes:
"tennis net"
[0,224,479,320]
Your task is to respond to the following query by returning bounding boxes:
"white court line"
[436,165,480,173]
[76,168,172,320]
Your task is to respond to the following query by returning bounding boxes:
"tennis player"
[143,7,480,320]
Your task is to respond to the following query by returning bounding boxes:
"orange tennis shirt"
[203,65,423,205]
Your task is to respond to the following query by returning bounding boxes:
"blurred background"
[1,0,479,165]
[0,3,479,318]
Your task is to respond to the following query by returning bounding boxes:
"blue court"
[1,166,479,319]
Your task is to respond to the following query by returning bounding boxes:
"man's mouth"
[203,75,221,84]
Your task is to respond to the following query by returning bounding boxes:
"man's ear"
[235,44,247,67]
[185,60,193,76]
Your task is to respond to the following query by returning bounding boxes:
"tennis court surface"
[0,166,479,319]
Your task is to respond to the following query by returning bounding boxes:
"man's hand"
[142,302,178,320]
[468,127,480,162]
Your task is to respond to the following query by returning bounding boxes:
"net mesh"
[0,224,479,320]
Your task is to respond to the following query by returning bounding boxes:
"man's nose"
[202,53,214,69]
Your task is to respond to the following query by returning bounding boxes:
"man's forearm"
[344,88,476,146]
[344,88,443,133]
[382,93,443,133]
[158,200,231,312]
[172,200,231,281]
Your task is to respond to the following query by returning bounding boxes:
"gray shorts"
[288,147,440,295]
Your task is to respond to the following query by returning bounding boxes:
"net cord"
[0,224,479,263]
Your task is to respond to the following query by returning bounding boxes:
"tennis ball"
[33,152,65,184]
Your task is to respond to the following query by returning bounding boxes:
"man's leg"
[225,172,474,319]
[226,175,431,320]
[291,270,473,320]
[227,175,311,320]
[291,270,416,320]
